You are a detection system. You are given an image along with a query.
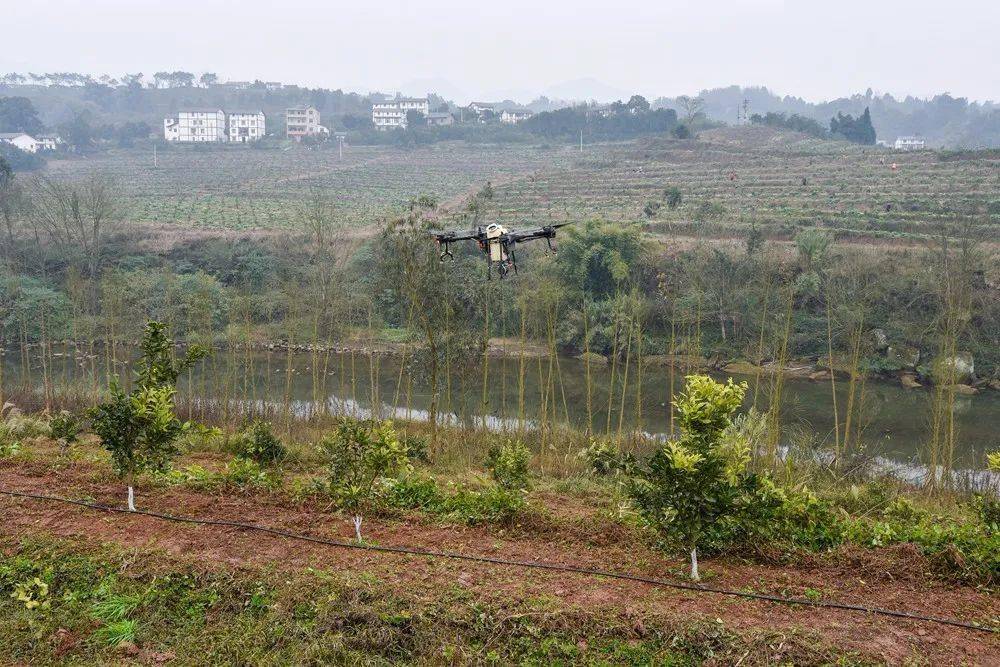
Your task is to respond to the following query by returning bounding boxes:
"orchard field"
[485,126,1000,243]
[43,126,999,244]
[43,141,588,232]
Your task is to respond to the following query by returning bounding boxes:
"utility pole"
[153,143,157,168]
[579,129,583,152]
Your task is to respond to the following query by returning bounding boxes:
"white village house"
[894,136,926,151]
[426,111,454,126]
[162,110,266,143]
[286,106,328,140]
[163,109,227,142]
[228,111,266,143]
[0,132,41,153]
[36,134,62,151]
[468,102,496,117]
[500,109,533,124]
[372,98,430,130]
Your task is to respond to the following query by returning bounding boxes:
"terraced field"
[43,127,999,242]
[44,142,594,231]
[486,127,1000,242]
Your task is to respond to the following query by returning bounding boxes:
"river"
[3,346,999,471]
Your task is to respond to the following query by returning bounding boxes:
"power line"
[0,487,994,635]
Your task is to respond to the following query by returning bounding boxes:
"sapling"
[90,383,183,511]
[629,375,750,581]
[89,322,206,511]
[319,419,410,541]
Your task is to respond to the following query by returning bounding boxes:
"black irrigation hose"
[1,487,996,635]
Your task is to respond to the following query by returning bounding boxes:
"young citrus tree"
[629,375,750,580]
[319,419,410,542]
[90,383,183,510]
[89,321,206,511]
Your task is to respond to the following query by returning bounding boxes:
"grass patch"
[0,536,865,665]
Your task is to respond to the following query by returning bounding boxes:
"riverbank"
[8,336,997,394]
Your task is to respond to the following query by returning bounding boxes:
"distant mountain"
[655,85,1000,148]
[542,77,630,103]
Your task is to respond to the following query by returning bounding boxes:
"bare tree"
[676,95,705,124]
[0,161,26,266]
[28,175,125,282]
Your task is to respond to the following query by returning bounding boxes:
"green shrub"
[485,440,531,491]
[664,186,682,209]
[318,419,410,541]
[382,476,441,510]
[582,439,636,477]
[49,411,82,445]
[724,477,844,554]
[223,457,277,489]
[234,420,286,465]
[400,433,430,463]
[972,495,1000,533]
[439,486,526,525]
[0,435,22,459]
[381,476,525,525]
[843,515,999,584]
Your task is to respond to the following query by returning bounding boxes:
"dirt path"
[0,461,996,665]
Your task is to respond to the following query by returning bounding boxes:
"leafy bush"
[381,476,526,525]
[664,186,682,209]
[0,435,22,458]
[223,457,277,489]
[234,420,285,465]
[49,411,82,445]
[382,476,441,510]
[485,440,531,491]
[724,477,844,554]
[972,495,1000,533]
[90,383,186,510]
[400,433,430,463]
[440,486,526,525]
[582,439,636,477]
[843,514,999,585]
[318,419,410,541]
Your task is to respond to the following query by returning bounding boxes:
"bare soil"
[0,459,996,665]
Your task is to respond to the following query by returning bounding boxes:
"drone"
[432,222,572,278]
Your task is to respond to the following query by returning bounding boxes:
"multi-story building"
[163,109,227,142]
[228,111,266,142]
[500,109,533,124]
[371,98,430,130]
[286,106,321,140]
[894,136,925,151]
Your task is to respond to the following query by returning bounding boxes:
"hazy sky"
[3,0,998,103]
